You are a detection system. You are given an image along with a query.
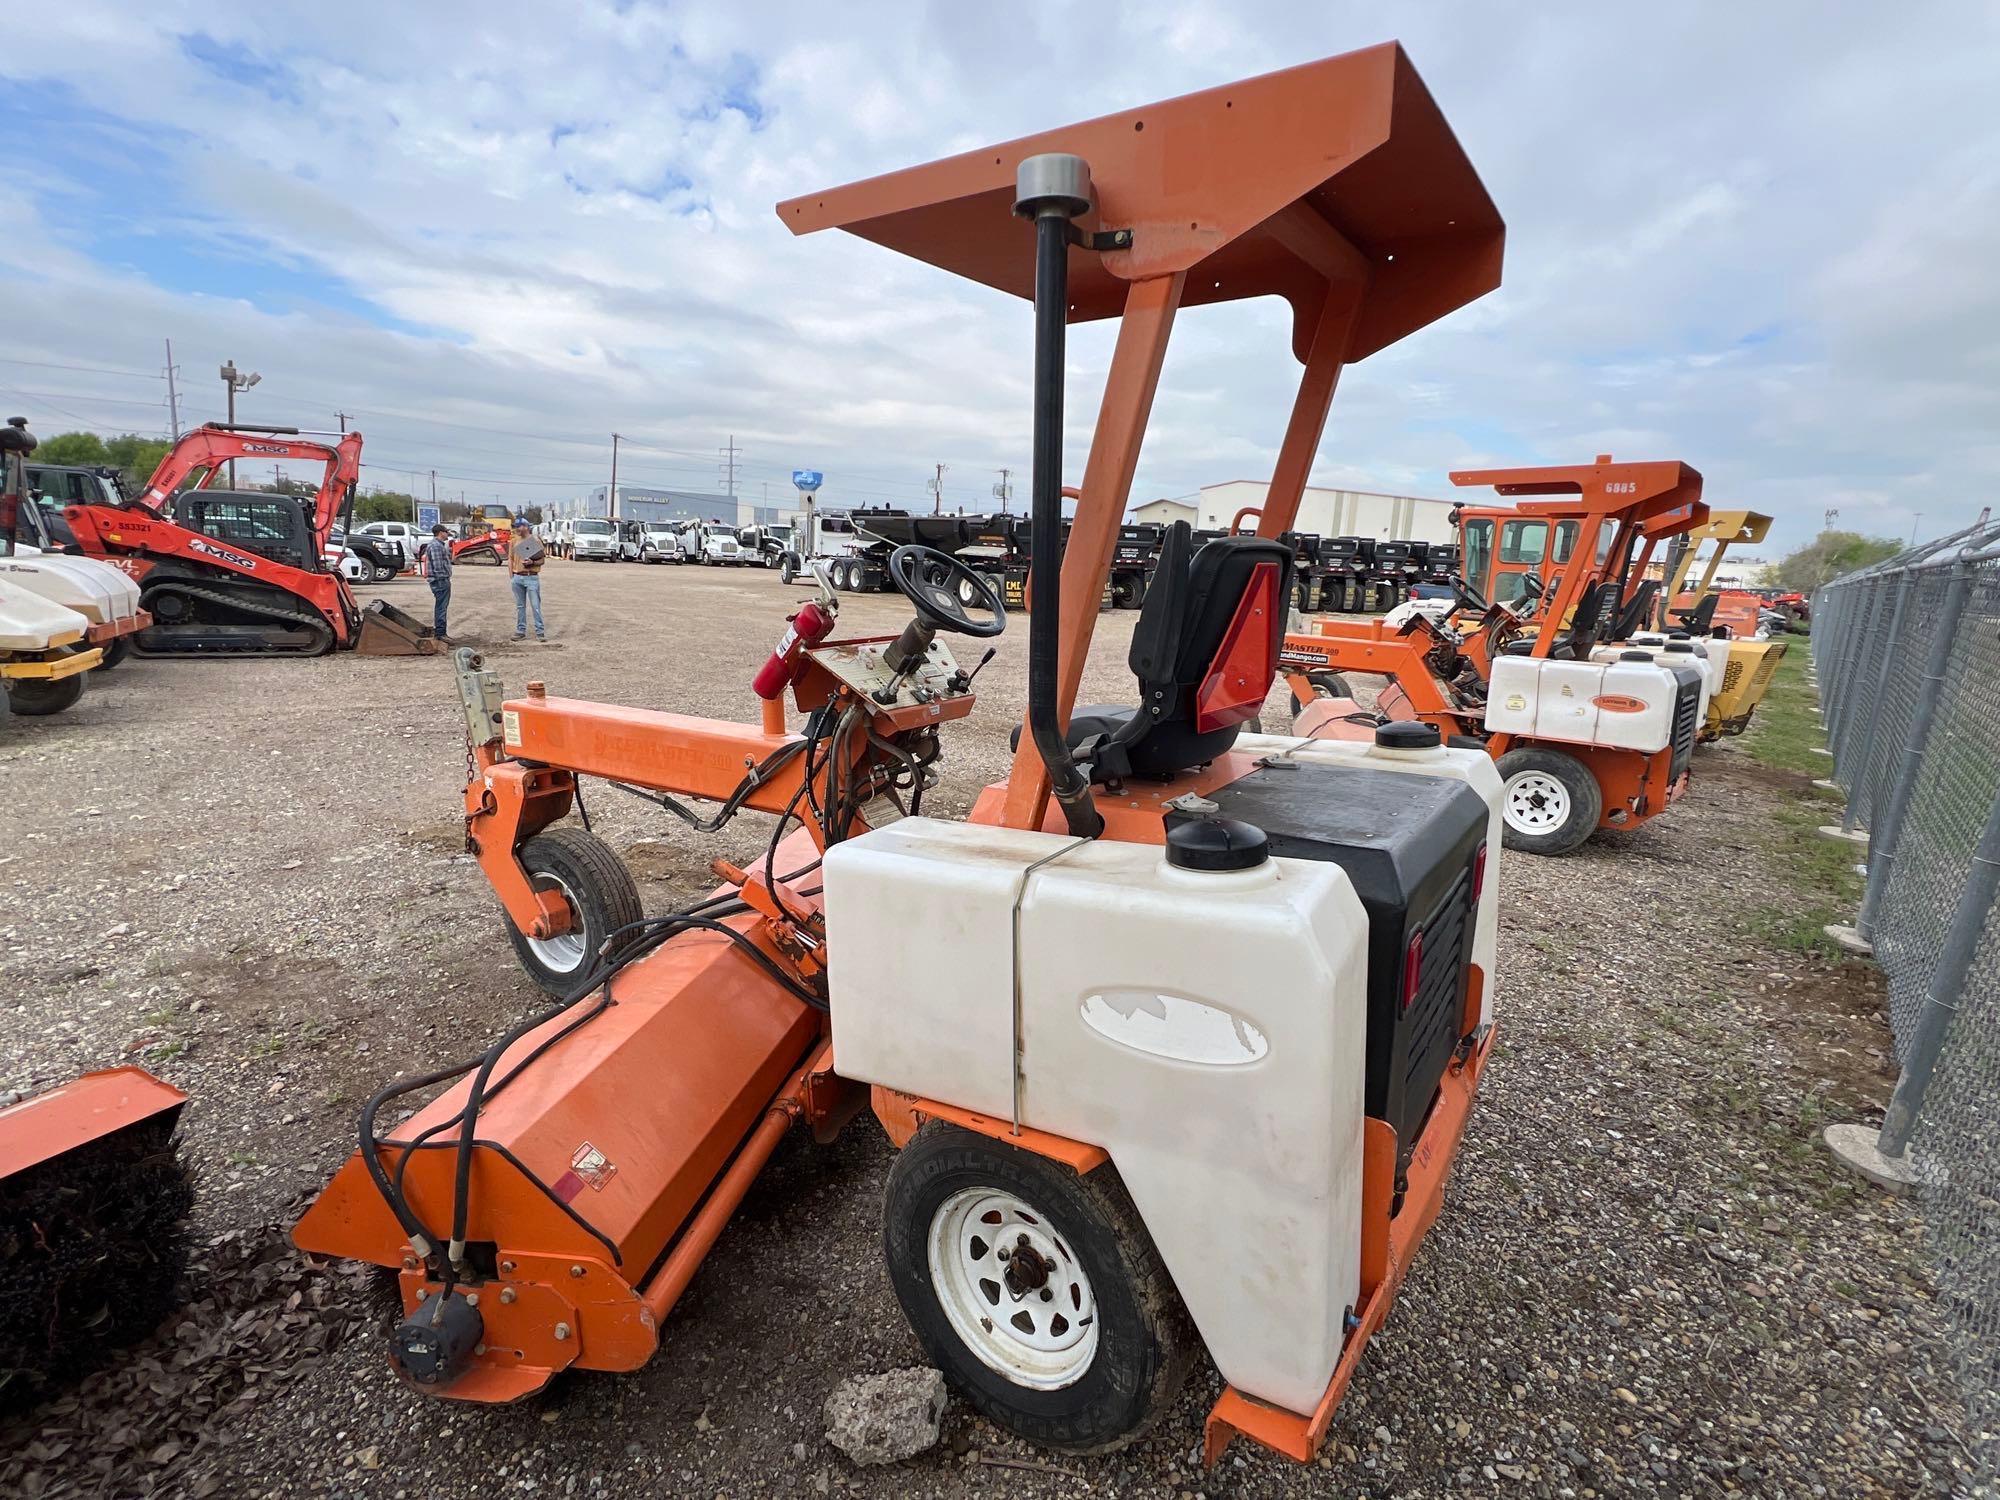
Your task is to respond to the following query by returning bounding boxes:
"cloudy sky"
[2,2,1994,556]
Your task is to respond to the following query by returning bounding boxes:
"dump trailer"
[61,422,436,657]
[295,44,1509,1467]
[0,1067,193,1413]
[1284,459,1712,855]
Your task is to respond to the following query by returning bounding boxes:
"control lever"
[952,646,998,694]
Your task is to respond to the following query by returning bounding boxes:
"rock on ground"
[823,1367,948,1465]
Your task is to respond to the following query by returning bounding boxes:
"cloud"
[0,0,1994,549]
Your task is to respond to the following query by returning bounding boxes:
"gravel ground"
[0,561,1978,1497]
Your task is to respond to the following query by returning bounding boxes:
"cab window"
[1596,522,1618,566]
[1553,521,1578,564]
[1460,517,1493,589]
[1498,519,1548,565]
[1494,571,1540,605]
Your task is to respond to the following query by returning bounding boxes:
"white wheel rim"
[523,872,588,973]
[1504,770,1571,833]
[927,1187,1098,1390]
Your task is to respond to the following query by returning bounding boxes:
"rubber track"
[134,580,339,658]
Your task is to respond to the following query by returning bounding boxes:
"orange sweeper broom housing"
[294,43,1511,1465]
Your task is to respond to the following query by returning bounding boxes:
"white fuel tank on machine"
[823,816,1371,1418]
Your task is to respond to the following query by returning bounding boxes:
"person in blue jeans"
[420,524,453,643]
[508,520,546,641]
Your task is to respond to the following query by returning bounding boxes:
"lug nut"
[1040,1289,1053,1302]
[465,1292,480,1308]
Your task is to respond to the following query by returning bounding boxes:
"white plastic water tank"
[823,817,1371,1417]
[1238,730,1503,1029]
[1483,654,1541,737]
[1532,659,1606,744]
[1593,654,1677,752]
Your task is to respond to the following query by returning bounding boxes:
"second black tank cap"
[1375,719,1442,750]
[1166,817,1270,872]
[1619,650,1655,662]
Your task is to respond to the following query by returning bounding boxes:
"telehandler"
[1282,461,1712,853]
[296,44,1509,1465]
[62,422,435,656]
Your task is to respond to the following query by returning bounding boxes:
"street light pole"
[220,360,261,486]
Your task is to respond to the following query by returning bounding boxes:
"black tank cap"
[1667,630,1691,640]
[1619,650,1654,662]
[1166,817,1270,872]
[1375,719,1441,750]
[1664,642,1694,653]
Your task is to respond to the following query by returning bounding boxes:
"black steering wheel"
[888,545,1006,638]
[1450,573,1491,613]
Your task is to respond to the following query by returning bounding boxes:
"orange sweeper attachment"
[295,42,1512,1464]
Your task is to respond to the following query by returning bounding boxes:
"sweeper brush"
[0,1069,193,1414]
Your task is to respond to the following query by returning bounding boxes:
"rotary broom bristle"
[0,1110,194,1414]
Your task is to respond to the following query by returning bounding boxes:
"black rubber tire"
[1494,746,1602,856]
[504,826,644,998]
[1287,669,1353,716]
[1110,575,1139,610]
[7,671,86,717]
[96,637,131,671]
[831,559,850,591]
[882,1123,1196,1455]
[780,553,800,585]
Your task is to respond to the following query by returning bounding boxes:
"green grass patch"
[1739,646,1830,775]
[1735,802,1865,959]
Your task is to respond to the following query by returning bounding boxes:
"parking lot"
[0,559,1973,1497]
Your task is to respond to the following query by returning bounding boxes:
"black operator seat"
[1009,521,1295,782]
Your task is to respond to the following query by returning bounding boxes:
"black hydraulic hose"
[1024,207,1102,838]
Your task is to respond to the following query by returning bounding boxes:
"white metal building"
[1165,480,1456,542]
[1129,498,1197,529]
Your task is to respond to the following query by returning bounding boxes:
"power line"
[0,357,166,381]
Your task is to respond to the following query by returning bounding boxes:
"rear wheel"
[1495,747,1602,855]
[97,637,131,671]
[504,827,645,998]
[883,1123,1194,1454]
[1288,669,1353,716]
[780,553,800,585]
[7,671,87,717]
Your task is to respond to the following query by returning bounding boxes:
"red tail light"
[1400,930,1424,1011]
[1471,841,1488,902]
[1195,560,1280,733]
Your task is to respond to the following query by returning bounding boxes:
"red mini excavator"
[63,422,434,656]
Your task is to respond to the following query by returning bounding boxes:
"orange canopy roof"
[779,42,1503,363]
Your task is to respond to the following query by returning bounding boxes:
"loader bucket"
[355,597,440,656]
[0,1067,193,1413]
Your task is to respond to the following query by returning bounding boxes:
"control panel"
[805,635,976,730]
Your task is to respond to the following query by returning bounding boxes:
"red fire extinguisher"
[752,599,835,700]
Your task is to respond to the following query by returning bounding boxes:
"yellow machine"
[1659,509,1786,738]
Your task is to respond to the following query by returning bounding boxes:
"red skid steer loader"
[63,422,436,658]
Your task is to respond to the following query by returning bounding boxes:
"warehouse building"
[1138,480,1456,542]
[577,486,787,528]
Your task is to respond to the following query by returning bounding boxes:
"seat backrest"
[1101,522,1294,779]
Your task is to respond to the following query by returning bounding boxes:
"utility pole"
[163,339,182,440]
[219,360,260,485]
[929,462,948,515]
[609,433,622,519]
[1910,513,1923,544]
[718,435,741,518]
[993,466,1013,514]
[336,411,351,434]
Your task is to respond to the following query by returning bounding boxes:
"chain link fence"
[1812,512,2000,1482]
